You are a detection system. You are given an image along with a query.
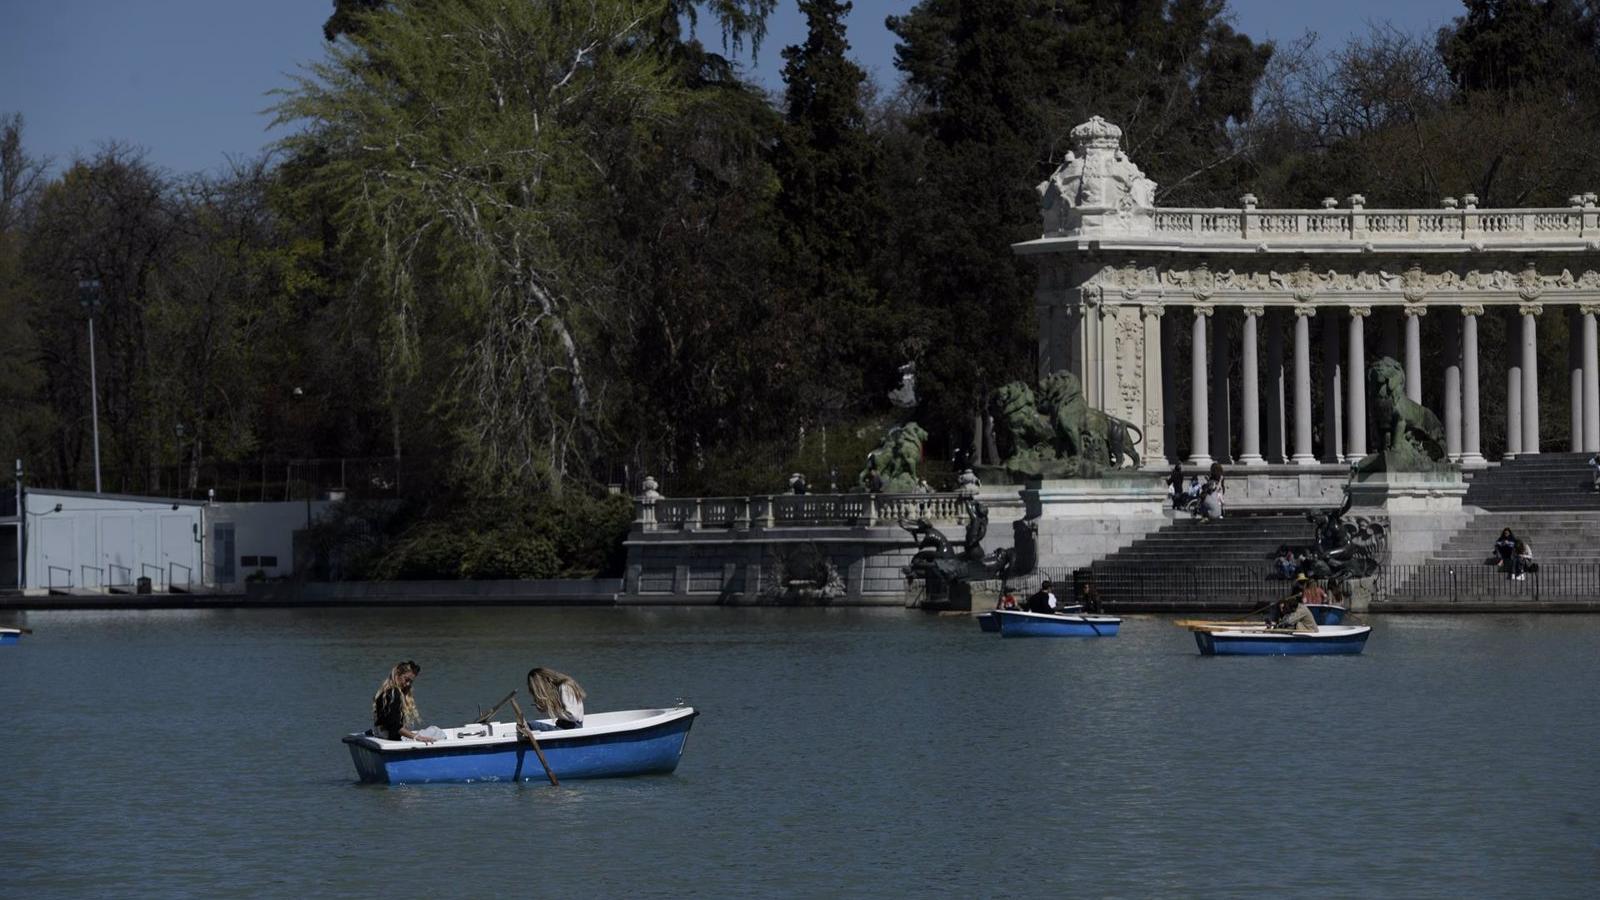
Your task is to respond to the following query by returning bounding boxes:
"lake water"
[2,608,1597,897]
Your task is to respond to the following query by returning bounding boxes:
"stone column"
[1521,304,1542,455]
[1238,306,1264,465]
[1443,312,1462,460]
[1209,308,1232,463]
[1461,305,1485,466]
[1264,309,1286,463]
[1189,305,1213,467]
[1584,304,1600,452]
[1506,362,1523,458]
[1347,306,1370,460]
[1570,309,1584,452]
[1140,304,1166,465]
[1292,307,1316,465]
[1161,311,1180,462]
[1404,307,1426,405]
[1321,310,1343,462]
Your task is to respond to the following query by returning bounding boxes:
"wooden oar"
[509,696,559,787]
[473,690,517,724]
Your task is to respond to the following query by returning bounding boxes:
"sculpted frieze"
[1090,262,1600,303]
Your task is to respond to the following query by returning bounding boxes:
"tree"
[277,0,679,496]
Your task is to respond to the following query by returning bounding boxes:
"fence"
[1382,563,1600,603]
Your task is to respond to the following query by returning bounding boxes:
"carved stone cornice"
[1519,303,1545,316]
[1348,305,1373,318]
[1460,304,1486,316]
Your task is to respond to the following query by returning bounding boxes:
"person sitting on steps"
[1513,539,1535,581]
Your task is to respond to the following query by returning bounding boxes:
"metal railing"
[168,562,193,591]
[1383,563,1600,602]
[107,563,133,591]
[79,564,104,590]
[140,563,166,591]
[46,565,72,591]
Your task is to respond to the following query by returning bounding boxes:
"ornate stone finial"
[1441,197,1458,209]
[956,468,981,495]
[1037,116,1157,234]
[1239,193,1259,209]
[1069,115,1123,150]
[1321,197,1338,209]
[1570,195,1586,208]
[1462,193,1479,209]
[1347,194,1366,209]
[1585,192,1598,208]
[640,476,661,501]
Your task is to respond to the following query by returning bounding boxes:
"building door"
[214,523,236,584]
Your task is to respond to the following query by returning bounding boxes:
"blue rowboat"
[1193,625,1371,656]
[0,628,21,646]
[343,706,698,785]
[1306,603,1347,626]
[977,612,1001,632]
[997,609,1120,637]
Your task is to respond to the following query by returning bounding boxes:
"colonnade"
[1176,303,1600,466]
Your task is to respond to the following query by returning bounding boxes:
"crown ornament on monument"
[1070,115,1123,151]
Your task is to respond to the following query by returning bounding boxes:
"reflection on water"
[2,608,1597,897]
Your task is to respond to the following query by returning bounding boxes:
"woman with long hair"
[527,667,587,729]
[372,660,436,742]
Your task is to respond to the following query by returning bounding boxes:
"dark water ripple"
[2,608,1596,897]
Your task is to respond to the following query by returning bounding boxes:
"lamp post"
[78,278,104,493]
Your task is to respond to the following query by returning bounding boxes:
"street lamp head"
[77,278,102,310]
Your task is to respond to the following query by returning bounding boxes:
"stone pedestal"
[1344,575,1378,612]
[1348,470,1471,567]
[980,475,1169,571]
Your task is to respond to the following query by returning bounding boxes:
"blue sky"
[0,0,1466,177]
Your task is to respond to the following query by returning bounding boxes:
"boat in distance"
[1192,625,1371,656]
[996,608,1120,637]
[1305,603,1347,626]
[0,627,22,646]
[343,706,698,785]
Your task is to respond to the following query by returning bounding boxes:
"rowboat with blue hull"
[1,627,23,646]
[996,609,1120,637]
[1193,625,1371,656]
[1306,603,1347,625]
[343,706,698,785]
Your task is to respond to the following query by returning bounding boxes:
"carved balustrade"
[635,493,973,531]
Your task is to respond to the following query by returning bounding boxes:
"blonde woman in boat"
[371,660,439,743]
[527,667,587,730]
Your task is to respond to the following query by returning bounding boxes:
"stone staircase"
[1462,452,1600,511]
[1086,512,1319,611]
[1421,511,1600,565]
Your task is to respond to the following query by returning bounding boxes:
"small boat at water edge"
[1192,625,1371,656]
[0,627,23,645]
[1306,603,1347,626]
[997,609,1120,637]
[977,605,1083,633]
[343,706,698,785]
